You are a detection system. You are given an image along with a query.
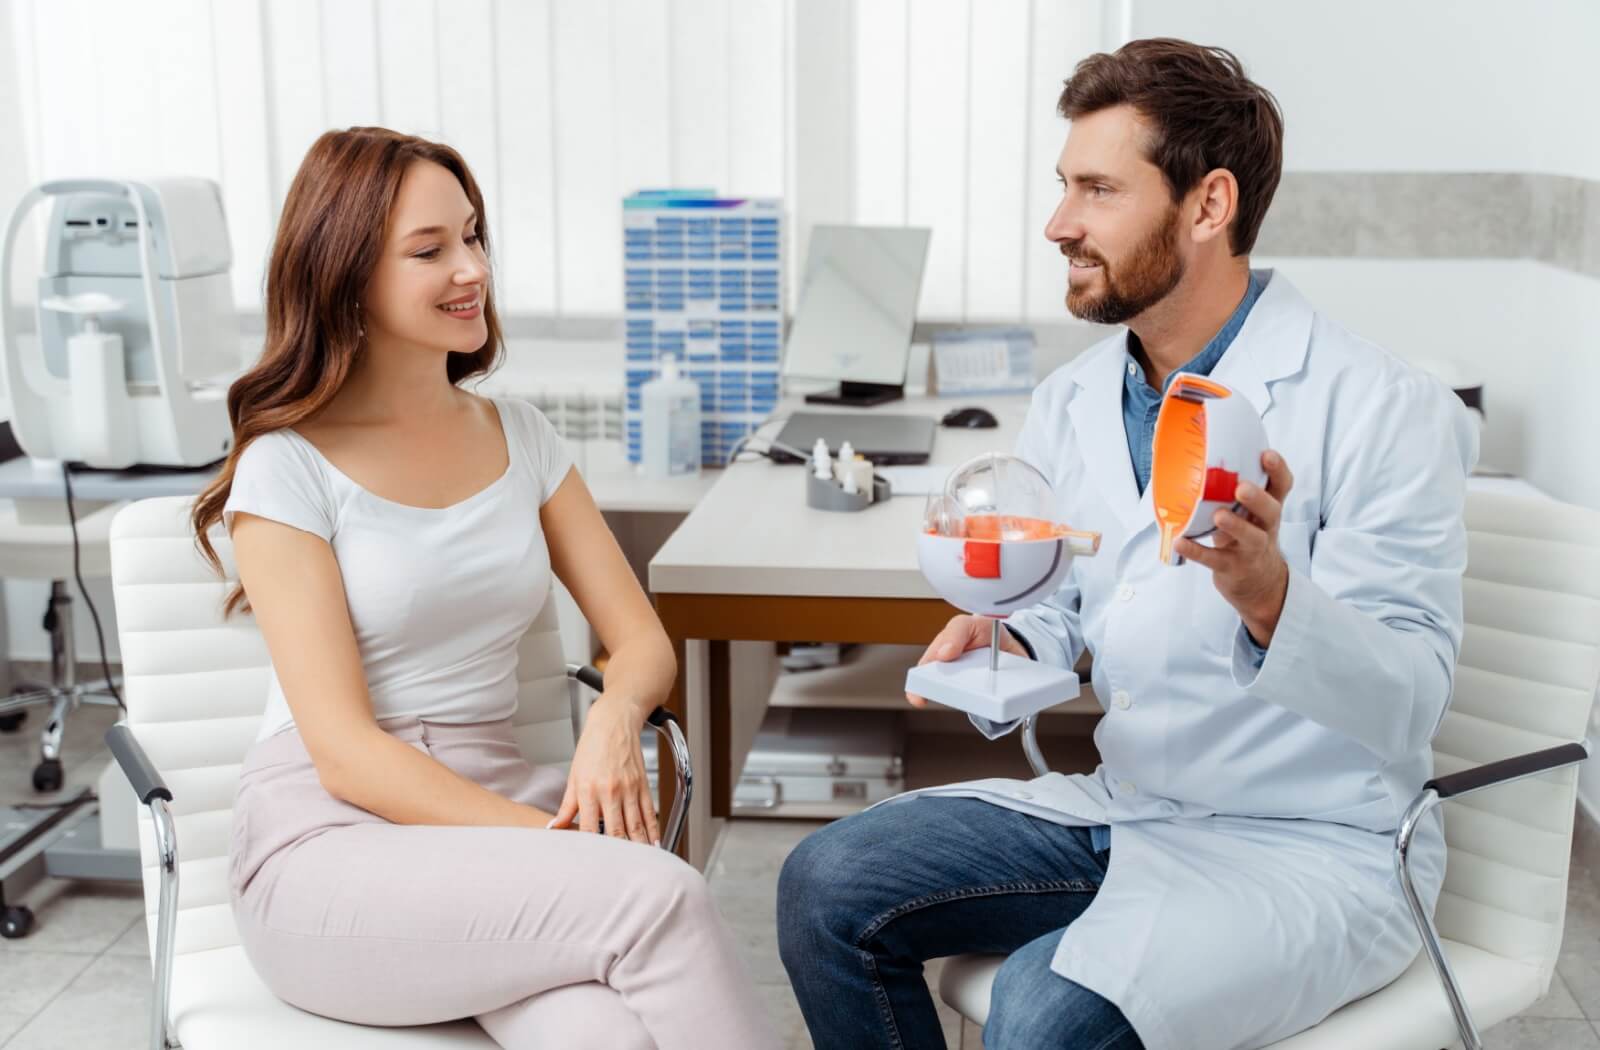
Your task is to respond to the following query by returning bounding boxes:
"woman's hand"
[550,696,659,845]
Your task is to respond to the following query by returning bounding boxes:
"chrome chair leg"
[40,692,70,762]
[105,725,180,1050]
[1396,789,1479,1050]
[148,797,180,1050]
[1394,740,1591,1050]
[1021,714,1051,777]
[649,709,692,854]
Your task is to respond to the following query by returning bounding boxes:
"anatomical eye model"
[1150,375,1268,566]
[906,453,1100,724]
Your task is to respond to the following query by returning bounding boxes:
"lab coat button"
[1120,780,1138,795]
[1117,584,1135,602]
[1015,790,1033,800]
[1112,690,1131,710]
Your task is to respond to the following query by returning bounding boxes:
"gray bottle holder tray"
[806,469,892,511]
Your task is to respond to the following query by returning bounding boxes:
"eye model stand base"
[904,647,1080,724]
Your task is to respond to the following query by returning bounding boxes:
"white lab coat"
[880,271,1478,1050]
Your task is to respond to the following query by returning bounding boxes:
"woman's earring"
[355,304,365,339]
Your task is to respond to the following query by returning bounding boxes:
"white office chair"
[101,495,692,1050]
[939,489,1599,1050]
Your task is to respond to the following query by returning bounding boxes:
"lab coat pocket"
[1171,561,1241,668]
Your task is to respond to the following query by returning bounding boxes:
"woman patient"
[190,127,777,1050]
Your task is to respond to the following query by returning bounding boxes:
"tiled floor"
[3,700,1599,1048]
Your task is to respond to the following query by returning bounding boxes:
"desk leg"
[684,640,723,870]
[682,639,722,870]
[664,635,723,871]
[709,640,732,821]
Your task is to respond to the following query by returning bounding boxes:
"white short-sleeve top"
[222,396,574,741]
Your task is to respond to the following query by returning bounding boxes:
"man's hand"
[905,614,1030,708]
[1172,450,1294,648]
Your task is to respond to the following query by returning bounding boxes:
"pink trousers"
[228,717,779,1050]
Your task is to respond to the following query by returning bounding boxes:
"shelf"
[727,730,1103,821]
[714,644,1103,821]
[767,643,1100,716]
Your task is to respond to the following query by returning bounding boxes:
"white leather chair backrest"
[108,495,576,960]
[1435,491,1600,974]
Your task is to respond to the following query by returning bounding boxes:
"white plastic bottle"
[811,438,832,480]
[640,353,702,478]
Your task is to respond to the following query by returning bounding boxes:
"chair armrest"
[105,724,172,805]
[647,707,693,854]
[105,723,180,1050]
[1424,741,1590,800]
[1396,738,1591,1050]
[564,665,693,855]
[568,663,605,696]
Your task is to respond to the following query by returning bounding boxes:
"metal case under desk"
[733,707,906,817]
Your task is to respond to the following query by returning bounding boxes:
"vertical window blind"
[6,0,1113,322]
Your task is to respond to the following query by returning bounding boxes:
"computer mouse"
[941,406,999,429]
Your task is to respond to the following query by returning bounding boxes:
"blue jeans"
[777,796,1142,1050]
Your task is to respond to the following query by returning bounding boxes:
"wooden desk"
[648,394,1052,864]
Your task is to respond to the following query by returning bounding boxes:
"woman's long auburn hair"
[192,127,504,616]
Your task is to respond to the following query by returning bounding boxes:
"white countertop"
[568,439,719,514]
[647,393,1032,598]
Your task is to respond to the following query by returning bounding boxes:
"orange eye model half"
[1149,376,1269,566]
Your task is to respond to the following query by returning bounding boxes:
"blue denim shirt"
[1122,270,1265,496]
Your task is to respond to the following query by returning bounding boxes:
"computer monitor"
[782,225,931,407]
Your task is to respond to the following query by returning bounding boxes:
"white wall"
[0,0,35,306]
[1255,258,1600,508]
[1127,0,1600,180]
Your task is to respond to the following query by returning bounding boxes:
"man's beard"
[1064,205,1186,326]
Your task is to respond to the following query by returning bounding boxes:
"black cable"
[728,437,812,466]
[725,416,792,466]
[8,793,98,812]
[59,463,125,712]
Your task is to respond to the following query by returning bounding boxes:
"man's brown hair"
[1058,38,1283,255]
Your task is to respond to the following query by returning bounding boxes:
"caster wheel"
[0,711,24,733]
[32,759,63,793]
[0,905,34,939]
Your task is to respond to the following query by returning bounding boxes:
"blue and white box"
[623,190,784,466]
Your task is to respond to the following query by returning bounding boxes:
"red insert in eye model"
[1202,467,1238,503]
[963,541,1001,578]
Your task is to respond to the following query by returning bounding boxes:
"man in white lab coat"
[777,38,1476,1050]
